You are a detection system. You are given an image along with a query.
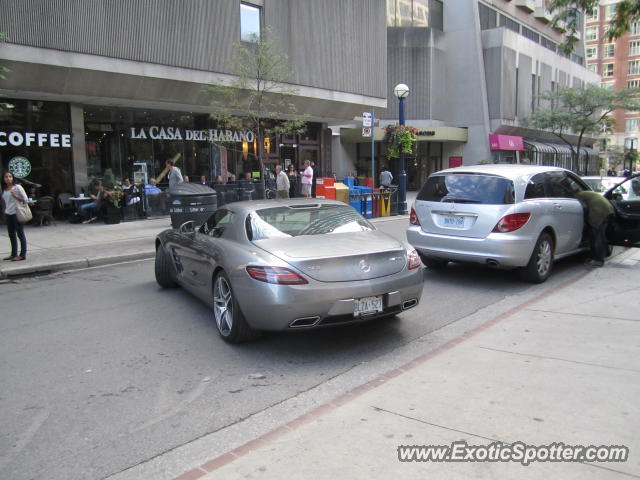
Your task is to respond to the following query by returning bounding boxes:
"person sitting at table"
[79,179,108,222]
[123,178,140,205]
[144,178,165,214]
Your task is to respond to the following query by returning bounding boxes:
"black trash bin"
[213,184,229,206]
[169,183,217,229]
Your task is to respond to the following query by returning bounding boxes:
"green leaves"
[384,126,418,159]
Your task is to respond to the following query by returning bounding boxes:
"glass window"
[631,40,640,55]
[248,204,374,239]
[630,60,640,75]
[603,44,615,58]
[604,4,617,20]
[602,82,614,90]
[387,0,442,29]
[603,63,614,76]
[240,3,262,42]
[417,174,515,205]
[479,3,497,30]
[412,0,429,27]
[626,119,639,131]
[499,14,520,34]
[585,26,598,41]
[429,0,443,30]
[585,46,598,59]
[585,7,598,21]
[629,79,640,88]
[524,173,547,199]
[632,22,640,35]
[202,209,234,237]
[521,26,540,43]
[545,171,579,198]
[588,63,598,73]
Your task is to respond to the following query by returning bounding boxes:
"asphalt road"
[0,219,591,480]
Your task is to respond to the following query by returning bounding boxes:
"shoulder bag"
[15,199,33,224]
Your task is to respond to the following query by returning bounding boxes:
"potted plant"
[384,125,419,159]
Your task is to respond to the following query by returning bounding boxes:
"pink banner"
[489,134,524,151]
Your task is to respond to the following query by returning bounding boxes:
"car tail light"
[407,249,422,270]
[492,213,531,233]
[246,266,308,285]
[410,208,421,226]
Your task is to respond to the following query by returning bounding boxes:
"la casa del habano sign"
[129,126,255,143]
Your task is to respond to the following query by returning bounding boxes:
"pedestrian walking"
[166,159,184,189]
[275,165,290,198]
[2,171,28,261]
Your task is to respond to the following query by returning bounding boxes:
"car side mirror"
[179,220,196,237]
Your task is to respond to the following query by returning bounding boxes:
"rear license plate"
[442,215,465,228]
[353,296,383,317]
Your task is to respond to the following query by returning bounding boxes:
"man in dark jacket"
[575,190,615,267]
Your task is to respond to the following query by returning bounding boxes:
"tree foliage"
[522,86,640,172]
[549,0,640,55]
[206,29,307,184]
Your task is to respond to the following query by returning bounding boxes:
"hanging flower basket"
[384,125,419,159]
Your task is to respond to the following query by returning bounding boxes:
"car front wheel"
[520,232,554,283]
[213,271,260,343]
[155,244,178,288]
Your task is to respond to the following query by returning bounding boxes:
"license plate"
[442,215,465,228]
[353,296,383,317]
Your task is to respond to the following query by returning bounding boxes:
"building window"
[588,63,598,73]
[602,82,615,90]
[585,26,598,41]
[585,46,598,59]
[603,44,615,58]
[632,22,640,35]
[604,4,617,20]
[386,0,443,29]
[499,14,520,34]
[603,63,614,76]
[585,7,598,21]
[240,2,262,42]
[626,119,639,131]
[521,25,539,43]
[630,60,640,75]
[541,36,557,52]
[478,3,497,30]
[629,79,640,88]
[631,40,640,55]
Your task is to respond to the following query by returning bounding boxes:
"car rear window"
[247,204,374,240]
[417,173,515,205]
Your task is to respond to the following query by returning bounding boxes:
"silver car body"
[157,199,423,331]
[407,165,588,269]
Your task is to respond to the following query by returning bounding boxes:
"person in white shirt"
[379,167,393,188]
[300,160,313,198]
[1,171,28,261]
[275,165,290,198]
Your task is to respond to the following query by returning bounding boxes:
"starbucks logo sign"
[8,156,32,178]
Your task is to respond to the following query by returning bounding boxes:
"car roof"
[432,164,569,180]
[581,176,627,181]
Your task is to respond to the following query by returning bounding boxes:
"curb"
[0,250,155,280]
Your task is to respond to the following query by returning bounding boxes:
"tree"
[206,29,307,194]
[548,0,640,55]
[522,86,640,173]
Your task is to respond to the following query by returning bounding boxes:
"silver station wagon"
[407,165,593,283]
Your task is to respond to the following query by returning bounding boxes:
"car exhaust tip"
[289,316,321,328]
[402,299,418,310]
[486,259,499,268]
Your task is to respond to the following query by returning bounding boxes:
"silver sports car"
[155,199,424,342]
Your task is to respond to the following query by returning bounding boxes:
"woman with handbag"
[2,171,28,261]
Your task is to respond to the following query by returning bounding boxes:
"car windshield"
[247,204,375,240]
[417,173,515,204]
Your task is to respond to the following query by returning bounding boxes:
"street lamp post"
[393,83,410,215]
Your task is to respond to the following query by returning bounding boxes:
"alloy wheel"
[536,238,552,277]
[214,275,233,336]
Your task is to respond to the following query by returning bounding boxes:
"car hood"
[253,231,408,282]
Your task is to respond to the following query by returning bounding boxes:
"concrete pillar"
[69,103,87,194]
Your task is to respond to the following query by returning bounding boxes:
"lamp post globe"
[393,83,410,215]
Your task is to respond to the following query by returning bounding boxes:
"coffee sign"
[129,126,255,143]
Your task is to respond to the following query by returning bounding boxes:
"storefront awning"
[525,140,597,156]
[489,134,524,151]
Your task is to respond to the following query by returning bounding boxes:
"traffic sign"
[362,127,372,137]
[362,112,372,127]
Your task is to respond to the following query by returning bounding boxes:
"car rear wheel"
[419,253,448,269]
[213,271,260,343]
[155,244,178,288]
[520,232,554,283]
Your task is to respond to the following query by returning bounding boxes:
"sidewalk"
[0,192,418,280]
[172,248,640,480]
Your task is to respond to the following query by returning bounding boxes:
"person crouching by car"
[2,171,28,261]
[575,190,615,267]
